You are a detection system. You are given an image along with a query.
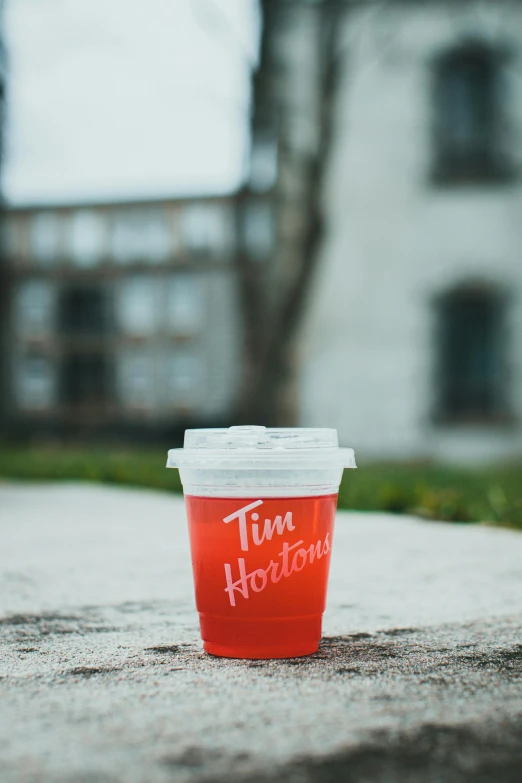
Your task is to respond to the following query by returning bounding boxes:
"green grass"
[338,462,522,530]
[0,446,521,530]
[0,446,183,495]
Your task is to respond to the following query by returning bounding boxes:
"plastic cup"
[167,425,356,659]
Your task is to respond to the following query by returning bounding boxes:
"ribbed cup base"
[199,613,322,660]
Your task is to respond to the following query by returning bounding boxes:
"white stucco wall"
[300,1,522,462]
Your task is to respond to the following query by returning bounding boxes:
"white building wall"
[300,1,522,462]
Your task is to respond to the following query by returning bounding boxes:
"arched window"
[432,42,509,183]
[435,285,508,421]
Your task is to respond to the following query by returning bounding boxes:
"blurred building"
[1,196,272,438]
[3,0,522,463]
[265,0,522,462]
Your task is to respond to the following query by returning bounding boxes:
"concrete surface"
[1,482,521,783]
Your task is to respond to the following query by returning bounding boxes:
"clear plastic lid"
[166,425,356,470]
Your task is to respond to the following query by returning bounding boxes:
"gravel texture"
[1,482,521,783]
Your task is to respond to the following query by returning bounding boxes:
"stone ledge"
[1,484,521,782]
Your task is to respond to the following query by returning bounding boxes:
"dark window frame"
[58,284,112,337]
[60,351,113,408]
[430,41,513,186]
[433,283,512,425]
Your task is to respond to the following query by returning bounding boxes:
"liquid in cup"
[167,426,356,659]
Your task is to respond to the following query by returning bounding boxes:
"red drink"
[167,424,356,659]
[185,494,338,658]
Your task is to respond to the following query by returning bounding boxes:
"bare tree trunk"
[234,0,344,425]
[232,0,277,423]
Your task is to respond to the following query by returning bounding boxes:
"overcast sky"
[2,0,258,205]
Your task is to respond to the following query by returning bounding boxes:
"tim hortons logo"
[222,500,330,607]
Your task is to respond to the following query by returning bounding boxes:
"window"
[60,353,111,406]
[166,352,203,406]
[111,209,170,264]
[181,204,232,256]
[166,274,205,335]
[30,212,62,265]
[432,42,510,183]
[58,286,110,337]
[249,132,278,193]
[435,285,507,421]
[118,351,156,408]
[2,215,24,260]
[15,281,55,339]
[112,213,137,263]
[16,355,55,410]
[242,202,274,260]
[70,210,105,267]
[116,277,159,337]
[145,211,172,262]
